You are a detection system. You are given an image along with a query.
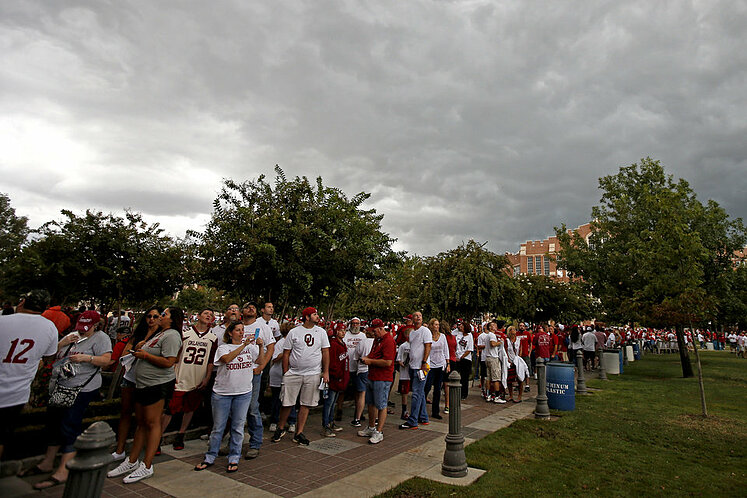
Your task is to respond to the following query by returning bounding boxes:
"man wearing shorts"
[357,319,396,444]
[160,308,217,450]
[272,307,329,446]
[0,290,58,462]
[484,322,506,404]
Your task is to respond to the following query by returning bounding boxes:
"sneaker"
[288,423,296,433]
[524,386,531,393]
[357,426,375,437]
[173,433,185,450]
[398,423,418,430]
[330,422,343,432]
[444,407,449,414]
[419,420,430,425]
[322,427,336,437]
[244,448,260,459]
[400,411,409,421]
[122,462,154,484]
[271,427,287,442]
[494,397,507,404]
[293,432,310,446]
[387,401,395,407]
[431,414,443,420]
[108,459,139,478]
[486,395,494,402]
[111,450,126,461]
[368,430,384,444]
[269,423,278,432]
[350,418,362,427]
[155,446,162,456]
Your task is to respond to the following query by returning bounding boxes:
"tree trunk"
[674,324,694,378]
[688,324,708,417]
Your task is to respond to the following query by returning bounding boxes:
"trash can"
[625,345,635,362]
[546,362,575,410]
[603,349,620,375]
[632,343,641,360]
[706,342,714,350]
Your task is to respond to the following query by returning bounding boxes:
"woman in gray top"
[108,307,183,484]
[30,310,112,490]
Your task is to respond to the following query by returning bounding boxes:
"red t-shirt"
[518,332,532,356]
[368,333,396,381]
[107,339,128,371]
[445,333,457,362]
[533,332,552,358]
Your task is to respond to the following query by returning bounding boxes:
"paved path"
[6,386,537,498]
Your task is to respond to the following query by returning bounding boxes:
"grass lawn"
[381,351,747,497]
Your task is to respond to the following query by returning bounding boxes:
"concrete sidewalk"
[7,387,537,498]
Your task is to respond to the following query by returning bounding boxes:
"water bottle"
[322,382,329,399]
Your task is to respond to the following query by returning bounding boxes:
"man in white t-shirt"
[0,290,58,461]
[399,312,432,430]
[212,304,241,347]
[350,329,374,427]
[341,318,364,424]
[272,307,329,446]
[256,301,281,423]
[476,328,490,398]
[241,301,275,459]
[484,322,506,403]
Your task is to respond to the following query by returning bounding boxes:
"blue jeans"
[270,386,297,425]
[322,390,340,427]
[46,389,99,453]
[206,391,252,464]
[407,368,428,426]
[424,367,444,417]
[247,374,263,449]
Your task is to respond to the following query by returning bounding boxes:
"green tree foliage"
[0,193,29,299]
[2,210,186,309]
[174,284,233,314]
[196,166,396,309]
[511,274,596,325]
[556,158,745,377]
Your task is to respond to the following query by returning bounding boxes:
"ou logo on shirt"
[304,334,315,347]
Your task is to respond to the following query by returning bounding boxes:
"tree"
[556,158,745,378]
[2,210,186,310]
[510,274,596,325]
[196,166,396,311]
[0,193,29,299]
[419,240,514,321]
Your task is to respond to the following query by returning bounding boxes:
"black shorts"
[479,361,487,378]
[0,403,24,445]
[135,380,176,407]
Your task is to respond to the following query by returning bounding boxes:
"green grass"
[380,352,747,497]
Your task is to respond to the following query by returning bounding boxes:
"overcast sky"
[2,1,745,256]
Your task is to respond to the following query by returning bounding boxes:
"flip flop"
[227,463,239,473]
[194,461,214,471]
[18,465,51,477]
[33,476,66,490]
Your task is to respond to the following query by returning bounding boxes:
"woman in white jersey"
[195,321,266,473]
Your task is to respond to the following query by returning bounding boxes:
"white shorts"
[281,373,321,407]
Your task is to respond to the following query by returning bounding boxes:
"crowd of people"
[2,289,746,488]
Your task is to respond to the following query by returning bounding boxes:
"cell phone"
[254,328,260,340]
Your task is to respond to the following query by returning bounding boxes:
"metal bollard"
[575,351,588,394]
[442,370,467,478]
[534,358,550,419]
[597,349,607,381]
[63,421,115,498]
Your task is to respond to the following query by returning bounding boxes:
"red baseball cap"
[301,307,317,319]
[368,318,384,329]
[75,310,101,333]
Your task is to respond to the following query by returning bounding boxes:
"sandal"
[227,462,239,473]
[194,461,214,471]
[18,465,51,477]
[33,476,66,490]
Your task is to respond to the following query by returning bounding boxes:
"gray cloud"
[1,0,745,256]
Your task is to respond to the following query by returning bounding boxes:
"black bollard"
[575,350,588,394]
[534,358,550,419]
[442,370,468,478]
[63,421,115,498]
[597,349,608,381]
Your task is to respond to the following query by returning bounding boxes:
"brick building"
[505,223,593,282]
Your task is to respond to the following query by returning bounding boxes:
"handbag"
[49,366,100,408]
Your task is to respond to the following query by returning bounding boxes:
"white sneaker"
[494,397,507,404]
[108,459,139,478]
[368,430,384,444]
[111,450,126,461]
[288,423,296,433]
[357,426,375,437]
[123,461,154,484]
[486,395,494,402]
[269,423,278,432]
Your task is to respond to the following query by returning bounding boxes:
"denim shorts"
[355,371,369,392]
[365,380,392,410]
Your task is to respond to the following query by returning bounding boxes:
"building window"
[544,257,550,276]
[513,265,520,277]
[534,256,541,274]
[527,256,534,274]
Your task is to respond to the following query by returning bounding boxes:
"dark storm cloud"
[1,0,745,255]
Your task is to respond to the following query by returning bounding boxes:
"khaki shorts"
[281,373,321,407]
[486,357,502,383]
